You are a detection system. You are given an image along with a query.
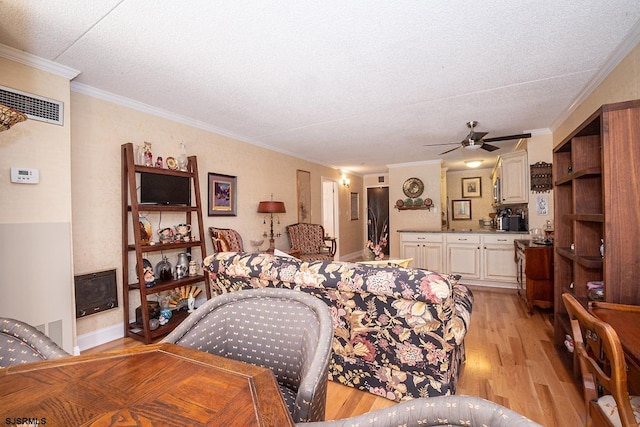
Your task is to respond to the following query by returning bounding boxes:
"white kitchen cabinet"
[445,234,481,279]
[482,234,518,281]
[499,150,529,204]
[446,233,518,286]
[399,232,443,272]
[400,231,520,288]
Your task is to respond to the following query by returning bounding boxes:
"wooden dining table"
[591,301,640,394]
[0,343,294,427]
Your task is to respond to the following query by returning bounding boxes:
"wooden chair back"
[562,293,638,427]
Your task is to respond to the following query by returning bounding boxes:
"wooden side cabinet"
[515,239,553,313]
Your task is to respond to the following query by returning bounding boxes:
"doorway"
[322,179,339,257]
[367,187,389,256]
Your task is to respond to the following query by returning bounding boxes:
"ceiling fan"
[427,121,532,155]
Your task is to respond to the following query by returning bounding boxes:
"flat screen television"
[139,172,190,205]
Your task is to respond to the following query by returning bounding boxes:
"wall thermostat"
[10,167,39,184]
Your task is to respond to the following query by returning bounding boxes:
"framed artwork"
[452,199,472,220]
[350,192,359,220]
[296,169,311,223]
[462,177,481,198]
[208,172,237,216]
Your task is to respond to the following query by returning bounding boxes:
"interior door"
[322,179,338,255]
[367,187,389,256]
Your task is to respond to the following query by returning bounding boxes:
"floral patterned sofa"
[202,252,474,402]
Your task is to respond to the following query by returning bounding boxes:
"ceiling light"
[464,140,482,150]
[465,160,484,168]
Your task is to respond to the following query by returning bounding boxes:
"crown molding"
[0,43,80,80]
[387,159,442,169]
[70,81,345,172]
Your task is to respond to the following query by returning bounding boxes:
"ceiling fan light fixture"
[465,160,483,168]
[464,141,482,150]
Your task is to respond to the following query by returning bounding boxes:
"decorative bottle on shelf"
[143,141,153,167]
[188,293,195,313]
[178,141,188,172]
[600,239,604,258]
[155,255,173,281]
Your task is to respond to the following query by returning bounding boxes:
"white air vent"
[0,85,63,126]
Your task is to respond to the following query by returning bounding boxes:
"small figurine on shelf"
[155,156,163,168]
[178,141,188,171]
[188,292,195,313]
[143,141,153,167]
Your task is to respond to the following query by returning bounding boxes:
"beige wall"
[0,56,76,351]
[1,53,363,346]
[70,92,364,336]
[525,132,554,231]
[0,57,73,222]
[388,160,442,258]
[446,168,494,230]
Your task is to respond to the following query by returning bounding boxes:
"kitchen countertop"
[397,229,529,234]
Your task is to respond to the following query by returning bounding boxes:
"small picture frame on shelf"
[452,199,471,220]
[208,172,237,216]
[462,177,481,198]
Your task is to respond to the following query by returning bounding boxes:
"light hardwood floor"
[84,288,584,426]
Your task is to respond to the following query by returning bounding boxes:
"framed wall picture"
[350,192,359,220]
[452,199,472,220]
[296,169,311,223]
[208,172,237,216]
[462,177,481,198]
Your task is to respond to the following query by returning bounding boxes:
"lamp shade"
[257,201,286,214]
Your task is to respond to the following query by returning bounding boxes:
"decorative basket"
[0,104,27,132]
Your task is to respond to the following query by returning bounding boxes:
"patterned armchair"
[297,395,542,427]
[203,252,474,402]
[286,223,336,261]
[209,226,244,253]
[162,288,334,423]
[0,317,70,368]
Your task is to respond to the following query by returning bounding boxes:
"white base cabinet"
[399,233,444,272]
[446,234,481,279]
[482,234,518,281]
[399,232,519,288]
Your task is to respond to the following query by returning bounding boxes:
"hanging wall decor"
[530,161,553,192]
[296,170,311,223]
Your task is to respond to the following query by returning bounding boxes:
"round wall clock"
[402,177,424,198]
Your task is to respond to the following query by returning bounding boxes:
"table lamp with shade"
[257,199,286,253]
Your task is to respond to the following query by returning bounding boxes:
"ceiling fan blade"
[483,133,531,143]
[423,142,459,147]
[481,143,500,152]
[439,145,461,155]
[470,131,488,141]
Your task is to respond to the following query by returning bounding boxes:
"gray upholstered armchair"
[162,288,334,423]
[297,395,542,427]
[0,317,70,368]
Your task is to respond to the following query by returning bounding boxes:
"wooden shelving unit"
[121,143,210,343]
[553,100,640,369]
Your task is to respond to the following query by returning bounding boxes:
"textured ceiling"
[2,1,640,174]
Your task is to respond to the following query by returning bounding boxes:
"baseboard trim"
[338,251,364,262]
[76,322,124,354]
